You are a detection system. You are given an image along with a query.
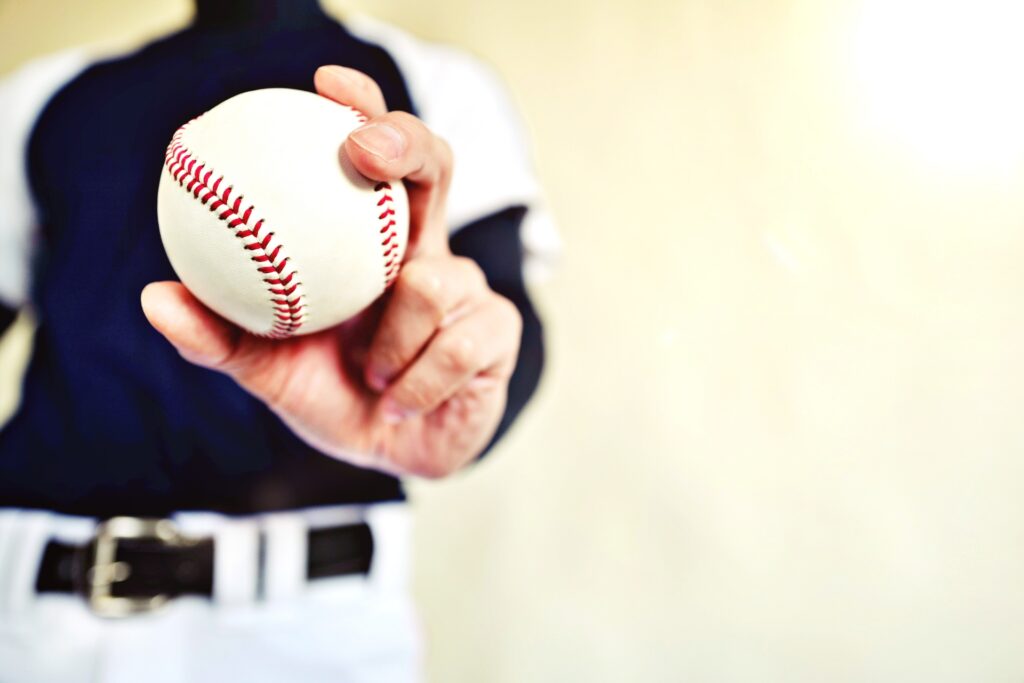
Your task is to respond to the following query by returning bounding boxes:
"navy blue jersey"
[0,8,553,516]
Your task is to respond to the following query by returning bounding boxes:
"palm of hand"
[213,303,507,478]
[143,65,521,479]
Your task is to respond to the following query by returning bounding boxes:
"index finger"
[314,65,389,118]
[346,111,454,255]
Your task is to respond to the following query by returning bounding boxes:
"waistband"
[0,502,411,619]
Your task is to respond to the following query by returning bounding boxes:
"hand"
[141,66,522,478]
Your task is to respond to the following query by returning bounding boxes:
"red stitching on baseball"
[374,181,401,285]
[165,120,305,338]
[164,104,400,332]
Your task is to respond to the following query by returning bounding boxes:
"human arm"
[0,52,90,339]
[142,66,541,477]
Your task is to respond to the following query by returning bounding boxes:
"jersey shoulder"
[345,15,541,228]
[0,49,92,307]
[346,15,561,277]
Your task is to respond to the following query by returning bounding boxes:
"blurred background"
[3,0,1024,680]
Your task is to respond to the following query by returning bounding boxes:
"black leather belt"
[34,516,373,617]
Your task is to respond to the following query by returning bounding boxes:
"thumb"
[141,281,241,369]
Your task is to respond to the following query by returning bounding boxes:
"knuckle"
[387,112,453,183]
[392,376,437,412]
[438,334,478,374]
[491,294,522,331]
[453,256,487,289]
[397,261,446,318]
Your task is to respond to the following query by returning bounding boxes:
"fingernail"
[350,123,405,161]
[381,397,415,424]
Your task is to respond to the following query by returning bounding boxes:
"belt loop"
[261,512,307,602]
[364,503,411,591]
[211,517,259,606]
[0,510,49,617]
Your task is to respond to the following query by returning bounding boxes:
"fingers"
[364,256,488,390]
[345,110,453,188]
[315,65,451,191]
[141,282,240,368]
[314,65,388,118]
[316,65,452,194]
[346,111,453,255]
[142,282,301,409]
[379,293,522,422]
[316,64,454,255]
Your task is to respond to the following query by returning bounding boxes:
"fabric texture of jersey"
[0,11,549,516]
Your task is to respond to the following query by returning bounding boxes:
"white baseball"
[157,88,409,338]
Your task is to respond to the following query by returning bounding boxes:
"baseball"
[157,88,409,338]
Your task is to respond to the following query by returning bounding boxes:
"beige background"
[4,0,1024,680]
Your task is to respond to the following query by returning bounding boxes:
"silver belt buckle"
[85,517,193,618]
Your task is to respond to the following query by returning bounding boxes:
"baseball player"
[0,0,554,680]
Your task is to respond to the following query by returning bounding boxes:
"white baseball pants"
[0,503,421,683]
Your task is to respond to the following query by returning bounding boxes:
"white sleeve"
[0,49,90,308]
[344,14,561,282]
